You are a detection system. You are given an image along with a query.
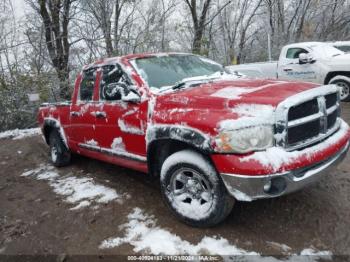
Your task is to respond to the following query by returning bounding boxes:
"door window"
[100,64,131,101]
[80,68,97,101]
[286,48,309,59]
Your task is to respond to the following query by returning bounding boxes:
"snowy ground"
[99,208,331,261]
[1,105,350,260]
[20,164,124,210]
[0,127,40,140]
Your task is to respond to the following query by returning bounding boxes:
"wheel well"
[324,71,350,84]
[147,139,210,178]
[43,124,55,145]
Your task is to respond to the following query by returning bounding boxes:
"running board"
[78,143,147,162]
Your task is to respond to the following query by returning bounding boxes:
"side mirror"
[121,90,141,103]
[299,53,315,64]
[103,83,125,100]
[298,53,309,64]
[103,82,141,103]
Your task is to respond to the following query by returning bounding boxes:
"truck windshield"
[310,45,344,58]
[130,54,224,89]
[334,45,350,53]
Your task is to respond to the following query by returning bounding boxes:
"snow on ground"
[21,164,121,209]
[0,128,41,140]
[100,208,332,261]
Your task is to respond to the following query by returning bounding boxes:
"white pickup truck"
[333,41,350,53]
[226,42,350,101]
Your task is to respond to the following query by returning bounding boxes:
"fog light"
[263,180,272,192]
[264,177,287,195]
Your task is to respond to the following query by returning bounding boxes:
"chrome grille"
[275,85,341,151]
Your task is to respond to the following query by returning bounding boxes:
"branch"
[203,0,232,27]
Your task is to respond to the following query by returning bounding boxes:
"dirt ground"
[1,104,350,260]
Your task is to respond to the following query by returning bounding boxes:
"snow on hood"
[157,79,319,111]
[219,104,275,130]
[150,80,319,138]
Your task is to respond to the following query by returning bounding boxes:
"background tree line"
[1,0,349,130]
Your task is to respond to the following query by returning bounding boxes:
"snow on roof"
[84,52,193,69]
[283,42,326,49]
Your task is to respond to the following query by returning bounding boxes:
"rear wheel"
[160,150,234,227]
[49,130,71,167]
[329,76,350,101]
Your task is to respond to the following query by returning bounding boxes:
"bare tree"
[84,0,114,56]
[30,0,76,100]
[183,0,232,54]
[184,0,211,54]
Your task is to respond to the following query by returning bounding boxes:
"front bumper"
[212,120,350,201]
[220,141,349,201]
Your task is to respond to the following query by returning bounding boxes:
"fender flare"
[324,71,350,84]
[146,124,213,178]
[43,118,69,149]
[329,75,350,85]
[146,124,212,152]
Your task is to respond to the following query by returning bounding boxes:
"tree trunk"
[192,29,203,54]
[38,0,72,101]
[57,67,70,100]
[184,0,212,55]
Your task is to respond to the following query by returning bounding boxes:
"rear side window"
[286,48,308,59]
[80,68,97,101]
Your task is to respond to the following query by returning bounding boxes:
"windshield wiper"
[172,82,186,90]
[172,80,209,91]
[170,71,231,91]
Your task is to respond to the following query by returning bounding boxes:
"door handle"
[95,111,106,118]
[283,68,293,72]
[70,111,80,117]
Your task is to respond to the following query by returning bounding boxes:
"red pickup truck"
[38,53,350,227]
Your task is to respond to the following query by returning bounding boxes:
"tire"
[329,76,350,102]
[160,149,235,227]
[49,129,71,167]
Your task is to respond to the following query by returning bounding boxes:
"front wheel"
[160,150,235,227]
[329,76,350,101]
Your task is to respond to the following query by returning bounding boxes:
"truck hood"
[151,79,319,136]
[327,53,350,64]
[327,53,350,66]
[156,78,319,109]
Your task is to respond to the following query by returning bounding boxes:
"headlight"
[215,125,274,153]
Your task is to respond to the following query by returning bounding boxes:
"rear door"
[69,68,99,147]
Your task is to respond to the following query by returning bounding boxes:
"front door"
[94,64,147,161]
[278,47,319,83]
